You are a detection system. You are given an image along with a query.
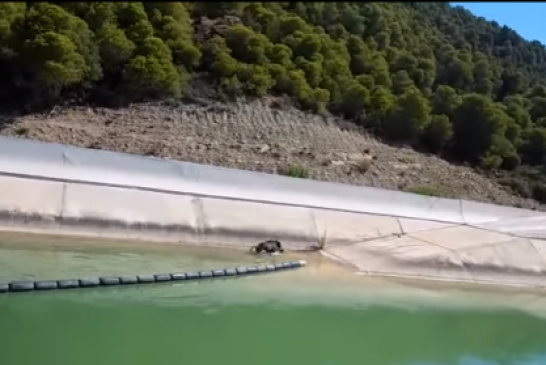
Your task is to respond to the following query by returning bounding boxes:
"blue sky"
[451,2,545,44]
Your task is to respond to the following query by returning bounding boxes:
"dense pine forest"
[2,2,546,202]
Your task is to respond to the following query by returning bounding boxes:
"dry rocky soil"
[0,97,540,210]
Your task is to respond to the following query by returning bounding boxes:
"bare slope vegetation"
[0,99,538,210]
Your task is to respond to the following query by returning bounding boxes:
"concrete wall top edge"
[475,215,546,239]
[0,136,543,225]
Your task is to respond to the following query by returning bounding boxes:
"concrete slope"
[0,136,546,288]
[324,224,546,287]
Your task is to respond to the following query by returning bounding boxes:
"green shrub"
[408,185,441,197]
[280,164,309,179]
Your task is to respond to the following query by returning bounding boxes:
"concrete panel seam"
[321,250,360,271]
[403,222,465,235]
[62,150,69,165]
[458,198,465,224]
[527,240,546,268]
[396,217,405,235]
[191,197,206,237]
[333,233,404,248]
[309,209,321,246]
[465,223,524,240]
[60,150,70,221]
[405,234,457,253]
[427,197,442,212]
[59,182,67,219]
[470,221,546,241]
[510,233,546,241]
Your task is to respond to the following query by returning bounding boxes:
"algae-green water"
[0,237,546,365]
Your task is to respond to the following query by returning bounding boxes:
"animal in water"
[250,240,284,255]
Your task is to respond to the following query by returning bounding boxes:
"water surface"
[0,233,545,365]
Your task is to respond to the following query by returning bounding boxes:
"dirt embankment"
[0,98,539,210]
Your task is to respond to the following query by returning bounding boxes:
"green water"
[1,238,546,365]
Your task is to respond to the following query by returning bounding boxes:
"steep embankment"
[0,99,537,209]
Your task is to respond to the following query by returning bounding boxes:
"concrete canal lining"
[0,136,546,288]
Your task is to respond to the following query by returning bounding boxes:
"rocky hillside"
[0,99,539,210]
